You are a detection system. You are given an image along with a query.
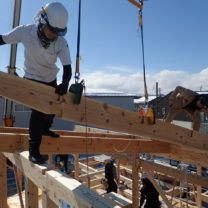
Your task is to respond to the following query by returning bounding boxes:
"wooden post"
[17,169,23,192]
[197,166,202,208]
[74,154,79,180]
[13,166,24,208]
[0,153,7,208]
[117,159,121,183]
[87,176,91,188]
[25,177,38,208]
[132,154,139,208]
[48,154,53,165]
[42,191,59,208]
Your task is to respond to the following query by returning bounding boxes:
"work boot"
[29,155,47,165]
[42,130,60,138]
[29,141,47,165]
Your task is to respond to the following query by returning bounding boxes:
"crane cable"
[138,0,148,106]
[75,0,82,82]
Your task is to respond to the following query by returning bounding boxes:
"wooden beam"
[3,152,120,208]
[139,159,208,187]
[160,144,208,168]
[0,72,208,153]
[0,133,170,154]
[0,126,141,140]
[103,192,132,208]
[46,169,121,208]
[197,166,202,208]
[79,169,105,179]
[4,152,50,190]
[40,136,170,154]
[201,192,208,203]
[0,134,23,152]
[42,191,58,208]
[82,178,102,187]
[74,154,79,180]
[132,154,139,208]
[13,166,24,208]
[25,177,38,208]
[0,153,7,208]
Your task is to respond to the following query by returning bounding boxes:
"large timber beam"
[0,72,208,153]
[0,133,170,154]
[139,159,208,188]
[3,151,120,208]
[159,144,208,168]
[0,127,140,139]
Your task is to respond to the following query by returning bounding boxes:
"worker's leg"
[192,110,201,131]
[166,95,184,122]
[62,155,69,173]
[42,79,59,137]
[29,109,47,164]
[184,109,201,131]
[42,114,59,137]
[107,179,117,193]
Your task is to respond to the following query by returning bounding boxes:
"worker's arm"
[0,35,6,45]
[112,166,119,184]
[55,64,72,95]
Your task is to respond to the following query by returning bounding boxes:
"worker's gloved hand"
[55,83,68,95]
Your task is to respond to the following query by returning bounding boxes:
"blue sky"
[1,0,208,95]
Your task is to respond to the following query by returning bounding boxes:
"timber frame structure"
[0,72,208,208]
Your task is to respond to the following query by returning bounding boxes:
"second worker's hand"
[55,83,68,96]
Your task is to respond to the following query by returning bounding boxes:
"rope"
[74,0,90,187]
[112,140,132,153]
[83,82,90,187]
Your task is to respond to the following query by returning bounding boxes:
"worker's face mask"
[37,24,57,49]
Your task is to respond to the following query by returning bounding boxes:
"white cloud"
[82,67,208,95]
[104,65,134,73]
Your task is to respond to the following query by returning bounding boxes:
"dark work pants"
[107,179,117,193]
[28,79,57,144]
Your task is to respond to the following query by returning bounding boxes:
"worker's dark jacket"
[140,184,161,208]
[105,162,117,193]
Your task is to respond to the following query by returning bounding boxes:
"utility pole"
[155,82,158,119]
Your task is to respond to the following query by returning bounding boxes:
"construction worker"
[105,158,119,193]
[165,86,208,131]
[0,2,72,164]
[139,176,161,208]
[54,154,69,173]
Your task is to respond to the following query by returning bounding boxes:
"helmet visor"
[46,21,67,36]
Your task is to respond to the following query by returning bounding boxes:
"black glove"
[55,83,68,95]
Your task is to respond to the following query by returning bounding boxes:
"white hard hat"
[43,2,68,36]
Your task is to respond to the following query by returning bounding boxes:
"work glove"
[55,83,68,95]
